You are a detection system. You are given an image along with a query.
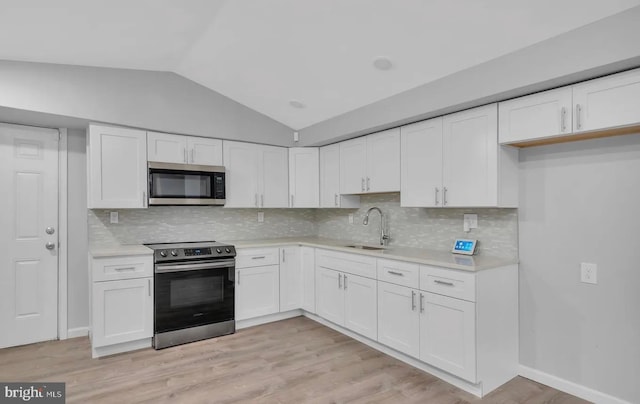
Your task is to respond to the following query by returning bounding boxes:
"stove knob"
[170,250,178,257]
[225,248,231,253]
[159,251,167,257]
[216,248,222,254]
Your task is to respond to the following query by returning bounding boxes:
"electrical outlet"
[109,211,118,224]
[580,262,597,284]
[348,214,354,224]
[257,211,264,223]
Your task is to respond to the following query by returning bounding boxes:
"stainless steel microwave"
[148,162,225,206]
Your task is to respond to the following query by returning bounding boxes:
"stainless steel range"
[145,241,236,349]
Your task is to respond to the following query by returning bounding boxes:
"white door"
[279,247,302,312]
[222,141,259,208]
[498,87,572,144]
[366,129,400,193]
[0,123,59,349]
[339,137,367,194]
[315,267,344,325]
[420,292,477,382]
[187,137,222,166]
[377,282,420,357]
[343,273,377,340]
[442,104,498,207]
[301,247,316,313]
[235,265,280,320]
[260,145,289,208]
[288,147,319,208]
[573,67,640,133]
[400,118,443,207]
[147,132,187,164]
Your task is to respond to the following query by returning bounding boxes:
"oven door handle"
[155,259,236,273]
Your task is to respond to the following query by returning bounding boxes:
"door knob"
[45,226,55,235]
[45,242,55,250]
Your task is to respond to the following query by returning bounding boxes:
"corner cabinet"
[319,144,360,208]
[87,124,148,209]
[288,148,319,208]
[223,141,289,208]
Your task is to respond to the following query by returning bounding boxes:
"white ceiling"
[0,0,638,130]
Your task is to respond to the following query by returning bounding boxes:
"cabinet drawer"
[377,259,419,288]
[316,249,377,279]
[420,266,476,302]
[92,255,153,282]
[236,248,280,268]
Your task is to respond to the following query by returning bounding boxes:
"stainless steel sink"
[344,245,386,251]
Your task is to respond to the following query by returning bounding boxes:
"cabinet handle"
[334,193,338,207]
[261,194,264,208]
[361,178,365,192]
[576,104,582,130]
[282,249,285,263]
[366,177,370,191]
[420,293,424,313]
[344,275,348,290]
[238,271,240,285]
[561,107,567,132]
[434,280,455,287]
[290,195,294,207]
[387,270,404,276]
[115,266,136,271]
[443,187,448,206]
[251,256,266,260]
[184,148,187,163]
[434,187,440,206]
[411,291,416,311]
[338,273,342,289]
[148,279,151,297]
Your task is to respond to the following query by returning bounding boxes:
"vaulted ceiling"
[0,0,638,130]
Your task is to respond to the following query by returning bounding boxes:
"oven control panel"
[184,248,211,256]
[148,242,236,262]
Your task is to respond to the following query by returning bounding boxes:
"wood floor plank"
[0,317,590,403]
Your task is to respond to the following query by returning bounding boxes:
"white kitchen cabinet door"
[236,265,280,321]
[320,144,359,208]
[573,67,640,133]
[339,137,367,194]
[315,267,344,326]
[260,145,289,208]
[147,132,188,164]
[88,124,148,209]
[280,247,302,312]
[301,247,316,313]
[498,87,572,145]
[91,277,153,348]
[343,273,377,341]
[420,292,477,383]
[223,141,259,208]
[366,128,400,193]
[377,282,419,357]
[187,137,223,166]
[442,104,498,207]
[289,147,319,208]
[400,118,443,207]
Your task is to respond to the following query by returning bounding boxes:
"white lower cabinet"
[343,274,377,340]
[301,247,316,313]
[236,264,280,321]
[377,281,420,357]
[315,267,344,325]
[280,247,302,312]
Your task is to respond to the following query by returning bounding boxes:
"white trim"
[67,327,89,339]
[58,128,68,340]
[519,365,632,404]
[236,310,302,330]
[92,338,151,359]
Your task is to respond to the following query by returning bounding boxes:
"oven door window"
[150,171,213,198]
[155,268,234,333]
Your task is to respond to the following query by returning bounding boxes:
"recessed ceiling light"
[289,99,305,109]
[373,57,393,71]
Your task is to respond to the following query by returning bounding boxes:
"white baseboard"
[236,310,303,330]
[519,365,632,404]
[66,327,89,339]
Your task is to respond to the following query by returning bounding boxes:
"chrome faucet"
[363,207,390,246]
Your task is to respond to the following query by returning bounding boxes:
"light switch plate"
[580,262,597,284]
[257,211,264,223]
[348,214,354,224]
[463,214,478,229]
[109,211,118,224]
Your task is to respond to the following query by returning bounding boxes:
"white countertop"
[89,244,153,258]
[224,237,517,272]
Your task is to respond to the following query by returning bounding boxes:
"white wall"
[519,134,640,403]
[66,129,88,330]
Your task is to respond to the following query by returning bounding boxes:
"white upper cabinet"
[401,118,443,207]
[148,132,222,166]
[573,68,640,133]
[223,141,288,208]
[340,129,400,194]
[499,87,573,144]
[289,147,319,208]
[319,144,360,208]
[87,124,148,209]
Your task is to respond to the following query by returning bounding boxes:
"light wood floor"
[0,317,589,403]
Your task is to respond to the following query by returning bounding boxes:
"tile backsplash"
[89,193,518,259]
